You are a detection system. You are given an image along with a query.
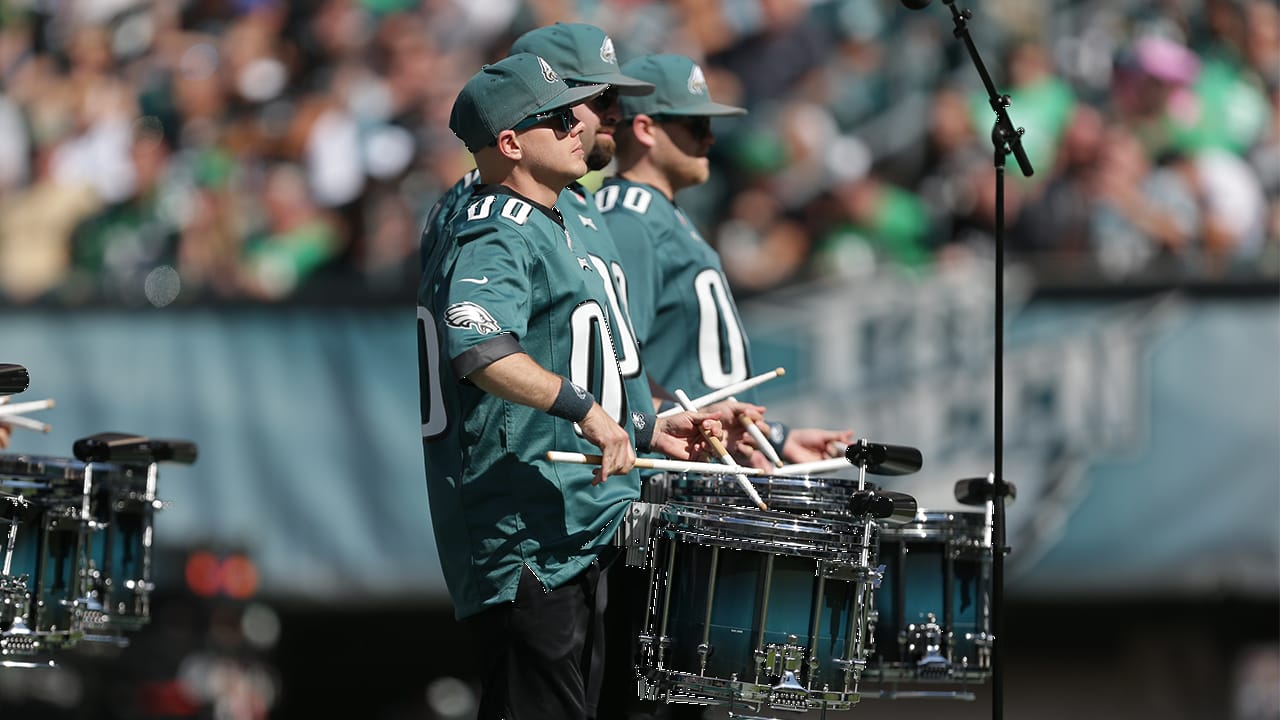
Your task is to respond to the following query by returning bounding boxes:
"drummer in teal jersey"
[419,53,721,720]
[600,54,854,468]
[419,24,757,457]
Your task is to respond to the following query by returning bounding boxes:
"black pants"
[466,560,607,720]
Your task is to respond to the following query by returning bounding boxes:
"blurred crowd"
[0,0,1274,308]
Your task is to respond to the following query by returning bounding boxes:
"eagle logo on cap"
[600,37,617,65]
[538,56,559,83]
[445,302,501,335]
[688,64,708,96]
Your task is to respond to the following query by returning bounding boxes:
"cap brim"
[533,82,609,116]
[570,71,656,96]
[659,100,748,117]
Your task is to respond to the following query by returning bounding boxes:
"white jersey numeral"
[693,269,748,388]
[418,306,447,439]
[596,185,652,214]
[465,196,533,226]
[569,301,626,424]
[586,255,641,378]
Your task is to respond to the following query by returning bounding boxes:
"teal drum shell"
[864,509,993,686]
[640,502,880,711]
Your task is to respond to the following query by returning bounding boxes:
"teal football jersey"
[559,181,655,425]
[418,184,638,619]
[419,168,481,276]
[598,177,754,401]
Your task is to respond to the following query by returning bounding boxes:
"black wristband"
[548,377,594,423]
[767,421,790,452]
[632,411,656,452]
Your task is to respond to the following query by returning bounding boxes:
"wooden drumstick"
[775,457,852,476]
[0,413,51,433]
[727,395,784,468]
[0,398,55,416]
[674,389,768,511]
[657,367,785,418]
[545,451,767,477]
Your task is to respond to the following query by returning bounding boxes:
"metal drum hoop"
[658,502,874,564]
[879,509,990,549]
[669,472,878,517]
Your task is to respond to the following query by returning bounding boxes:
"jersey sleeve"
[436,207,536,378]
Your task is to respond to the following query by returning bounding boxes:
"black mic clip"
[847,488,920,524]
[73,432,199,466]
[844,440,923,476]
[848,489,894,518]
[0,364,30,397]
[954,476,1017,507]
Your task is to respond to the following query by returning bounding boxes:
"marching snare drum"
[0,454,99,651]
[863,509,992,686]
[667,471,879,519]
[0,454,157,650]
[639,502,879,712]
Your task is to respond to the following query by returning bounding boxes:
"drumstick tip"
[774,367,785,377]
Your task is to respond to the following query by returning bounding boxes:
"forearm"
[467,352,567,413]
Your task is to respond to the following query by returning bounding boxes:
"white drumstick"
[657,367,785,418]
[775,457,852,476]
[728,395,784,468]
[0,399,55,416]
[0,414,51,433]
[545,451,767,477]
[674,389,768,511]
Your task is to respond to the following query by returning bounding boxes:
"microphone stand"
[941,3,1032,720]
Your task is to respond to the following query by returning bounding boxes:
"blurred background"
[0,0,1275,718]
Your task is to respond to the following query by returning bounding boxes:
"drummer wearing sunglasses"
[424,51,723,720]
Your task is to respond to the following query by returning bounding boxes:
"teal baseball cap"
[510,23,654,96]
[618,54,747,119]
[449,53,608,152]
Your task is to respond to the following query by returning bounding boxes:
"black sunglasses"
[511,106,577,134]
[653,114,713,141]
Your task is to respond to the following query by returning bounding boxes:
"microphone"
[73,432,199,465]
[844,441,923,476]
[899,0,933,8]
[0,364,30,396]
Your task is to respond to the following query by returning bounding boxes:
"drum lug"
[755,634,811,710]
[638,632,671,668]
[902,612,950,677]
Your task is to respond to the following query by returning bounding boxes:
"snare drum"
[639,502,879,711]
[863,509,992,685]
[667,471,878,519]
[0,454,99,651]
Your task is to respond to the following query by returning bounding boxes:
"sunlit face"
[571,86,621,172]
[650,114,715,189]
[511,105,588,183]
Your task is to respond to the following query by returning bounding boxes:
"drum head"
[669,471,879,518]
